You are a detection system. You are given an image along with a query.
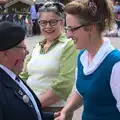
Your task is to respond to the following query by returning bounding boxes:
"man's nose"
[25,49,29,55]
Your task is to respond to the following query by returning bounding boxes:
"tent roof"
[4,0,33,8]
[34,0,68,4]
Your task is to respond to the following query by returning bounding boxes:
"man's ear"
[3,50,10,60]
[0,51,7,61]
[4,50,8,57]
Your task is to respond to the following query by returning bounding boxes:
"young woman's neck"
[87,35,104,63]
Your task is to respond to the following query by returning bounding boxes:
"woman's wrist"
[61,107,69,115]
[61,107,73,119]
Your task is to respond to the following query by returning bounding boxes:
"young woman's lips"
[73,40,77,44]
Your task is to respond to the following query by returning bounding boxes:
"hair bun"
[38,0,65,18]
[53,2,64,12]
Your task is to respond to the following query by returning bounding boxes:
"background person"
[26,15,33,37]
[30,4,38,35]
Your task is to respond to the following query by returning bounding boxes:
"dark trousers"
[32,19,37,35]
[116,20,120,29]
[32,19,40,35]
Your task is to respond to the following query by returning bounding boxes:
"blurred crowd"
[0,4,40,37]
[0,13,35,37]
[104,1,120,37]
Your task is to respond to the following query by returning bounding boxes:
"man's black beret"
[0,21,26,51]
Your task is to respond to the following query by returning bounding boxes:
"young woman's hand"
[54,111,67,120]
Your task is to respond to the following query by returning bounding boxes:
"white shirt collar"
[0,64,16,80]
[80,37,115,75]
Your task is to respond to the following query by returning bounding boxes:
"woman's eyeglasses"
[65,24,85,33]
[38,19,61,27]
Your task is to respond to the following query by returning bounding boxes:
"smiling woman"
[20,1,78,120]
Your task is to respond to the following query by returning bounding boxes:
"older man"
[0,21,54,120]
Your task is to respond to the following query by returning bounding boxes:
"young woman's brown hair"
[65,0,114,32]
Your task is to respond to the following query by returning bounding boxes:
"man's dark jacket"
[0,68,54,120]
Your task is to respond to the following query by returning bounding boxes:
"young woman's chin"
[74,44,83,50]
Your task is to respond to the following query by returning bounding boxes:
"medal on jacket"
[23,95,29,103]
[18,90,23,96]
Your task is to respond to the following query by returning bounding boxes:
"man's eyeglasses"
[15,46,27,51]
[38,19,61,27]
[65,24,85,33]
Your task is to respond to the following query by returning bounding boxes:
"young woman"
[55,0,120,120]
